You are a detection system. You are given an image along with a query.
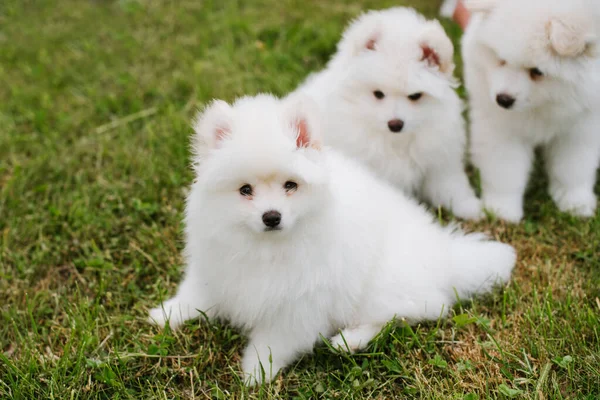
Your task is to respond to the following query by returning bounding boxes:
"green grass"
[1,0,599,398]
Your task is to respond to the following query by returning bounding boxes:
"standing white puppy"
[148,94,516,385]
[296,7,482,220]
[463,0,600,222]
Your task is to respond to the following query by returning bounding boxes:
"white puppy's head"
[191,94,328,238]
[466,0,598,111]
[330,8,459,137]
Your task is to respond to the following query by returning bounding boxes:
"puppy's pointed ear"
[338,12,381,56]
[464,0,499,14]
[419,20,455,76]
[547,17,596,58]
[283,95,322,150]
[192,100,233,155]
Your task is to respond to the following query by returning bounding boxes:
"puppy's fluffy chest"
[199,236,366,329]
[349,127,455,192]
[510,105,594,145]
[366,140,423,192]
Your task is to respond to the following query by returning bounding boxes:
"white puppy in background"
[148,94,516,385]
[296,7,482,220]
[463,0,600,222]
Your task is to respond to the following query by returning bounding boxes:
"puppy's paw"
[147,299,188,329]
[329,325,378,354]
[241,362,264,387]
[451,197,484,220]
[554,189,597,218]
[241,354,280,386]
[330,333,360,354]
[148,306,172,328]
[483,196,523,223]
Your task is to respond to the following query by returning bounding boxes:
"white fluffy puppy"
[296,7,482,220]
[148,94,516,385]
[463,0,600,222]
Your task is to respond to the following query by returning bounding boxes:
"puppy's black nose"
[262,210,281,228]
[388,119,404,133]
[496,94,516,109]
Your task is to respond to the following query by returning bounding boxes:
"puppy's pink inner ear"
[365,37,377,50]
[295,119,311,148]
[421,44,441,68]
[214,125,230,146]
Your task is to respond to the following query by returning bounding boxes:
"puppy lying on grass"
[148,94,516,385]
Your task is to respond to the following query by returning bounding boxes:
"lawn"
[1,0,599,398]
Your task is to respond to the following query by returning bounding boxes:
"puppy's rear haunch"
[148,94,516,385]
[463,0,600,222]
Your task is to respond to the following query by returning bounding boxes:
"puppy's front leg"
[472,138,533,223]
[421,160,482,220]
[148,267,212,329]
[545,125,600,217]
[241,324,316,386]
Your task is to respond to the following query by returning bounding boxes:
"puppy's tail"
[448,233,516,298]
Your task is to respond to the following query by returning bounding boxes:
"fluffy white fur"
[148,94,516,385]
[440,0,459,18]
[463,0,600,222]
[295,7,482,220]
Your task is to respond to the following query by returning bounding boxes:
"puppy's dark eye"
[239,184,253,197]
[373,90,385,100]
[499,59,507,67]
[529,68,543,80]
[408,93,423,101]
[284,181,298,192]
